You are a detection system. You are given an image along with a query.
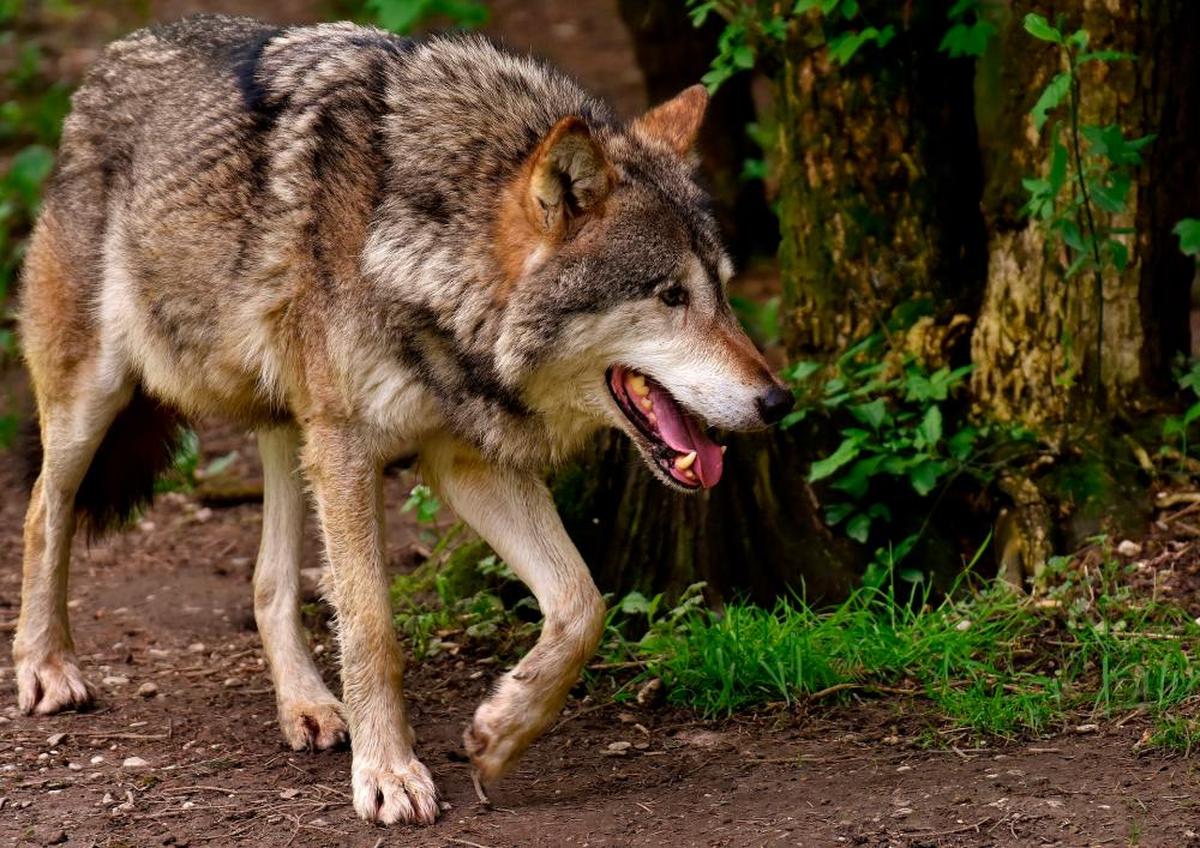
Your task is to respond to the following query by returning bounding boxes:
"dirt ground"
[2,424,1200,848]
[5,0,1200,845]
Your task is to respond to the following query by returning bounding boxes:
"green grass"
[604,562,1200,746]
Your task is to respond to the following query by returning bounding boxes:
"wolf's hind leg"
[254,427,348,751]
[422,439,607,786]
[15,373,133,715]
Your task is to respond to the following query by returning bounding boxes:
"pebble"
[1117,539,1142,558]
[45,733,67,748]
[605,741,632,755]
[188,642,207,654]
[102,675,129,687]
[67,762,83,772]
[279,787,300,800]
[223,678,243,688]
[121,756,149,769]
[137,682,159,698]
[90,755,104,765]
[43,830,68,846]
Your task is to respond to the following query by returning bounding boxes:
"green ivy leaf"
[824,502,856,526]
[846,513,872,543]
[939,20,995,58]
[1023,13,1063,44]
[808,436,862,482]
[917,405,943,448]
[1078,49,1136,65]
[1174,218,1200,257]
[849,398,889,430]
[909,459,948,496]
[832,455,885,500]
[1105,238,1130,272]
[1030,72,1070,133]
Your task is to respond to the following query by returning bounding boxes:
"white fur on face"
[536,253,769,433]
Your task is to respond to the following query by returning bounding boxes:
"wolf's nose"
[756,385,795,425]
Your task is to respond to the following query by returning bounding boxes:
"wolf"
[14,14,793,824]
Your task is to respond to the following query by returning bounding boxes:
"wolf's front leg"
[302,426,438,825]
[423,439,607,786]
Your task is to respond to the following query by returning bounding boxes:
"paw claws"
[17,658,94,716]
[281,701,348,752]
[352,759,439,826]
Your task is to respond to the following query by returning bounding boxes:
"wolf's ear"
[527,116,613,234]
[631,84,708,156]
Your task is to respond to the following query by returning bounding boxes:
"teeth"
[674,451,697,471]
[720,446,727,455]
[627,373,650,397]
[684,469,697,481]
[647,412,657,426]
[639,397,653,412]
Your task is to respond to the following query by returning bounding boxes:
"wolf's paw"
[464,697,544,786]
[351,757,439,825]
[279,699,348,751]
[16,655,94,716]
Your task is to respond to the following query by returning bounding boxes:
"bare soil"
[2,426,1200,848]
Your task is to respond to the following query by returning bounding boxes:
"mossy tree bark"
[969,0,1200,579]
[970,0,1200,428]
[557,2,986,604]
[778,1,987,354]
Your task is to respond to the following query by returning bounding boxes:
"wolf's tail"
[23,386,185,538]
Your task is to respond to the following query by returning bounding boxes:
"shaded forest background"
[2,0,1200,608]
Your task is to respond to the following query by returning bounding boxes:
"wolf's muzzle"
[756,385,795,425]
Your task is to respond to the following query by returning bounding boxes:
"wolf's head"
[494,86,792,491]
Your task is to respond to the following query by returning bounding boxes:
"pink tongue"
[646,381,724,488]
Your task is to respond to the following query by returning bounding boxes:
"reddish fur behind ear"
[631,84,709,156]
[493,116,614,299]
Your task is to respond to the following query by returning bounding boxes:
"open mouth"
[606,365,724,489]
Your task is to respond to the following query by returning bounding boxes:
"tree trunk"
[970,0,1198,427]
[558,2,985,604]
[969,0,1200,580]
[778,1,987,355]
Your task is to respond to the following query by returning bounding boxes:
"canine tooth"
[720,445,727,455]
[640,397,653,412]
[674,451,697,471]
[647,413,657,426]
[684,469,697,481]
[628,374,650,397]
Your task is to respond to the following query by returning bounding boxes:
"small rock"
[891,808,913,818]
[188,642,207,654]
[1073,723,1099,734]
[43,830,68,846]
[137,682,159,698]
[102,675,129,687]
[955,619,972,632]
[193,507,214,522]
[223,678,243,688]
[67,762,83,772]
[45,733,67,748]
[90,755,104,765]
[1117,539,1142,558]
[896,765,913,773]
[279,787,300,800]
[604,741,632,756]
[122,756,149,769]
[102,793,114,805]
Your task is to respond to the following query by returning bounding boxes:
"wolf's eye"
[659,286,689,308]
